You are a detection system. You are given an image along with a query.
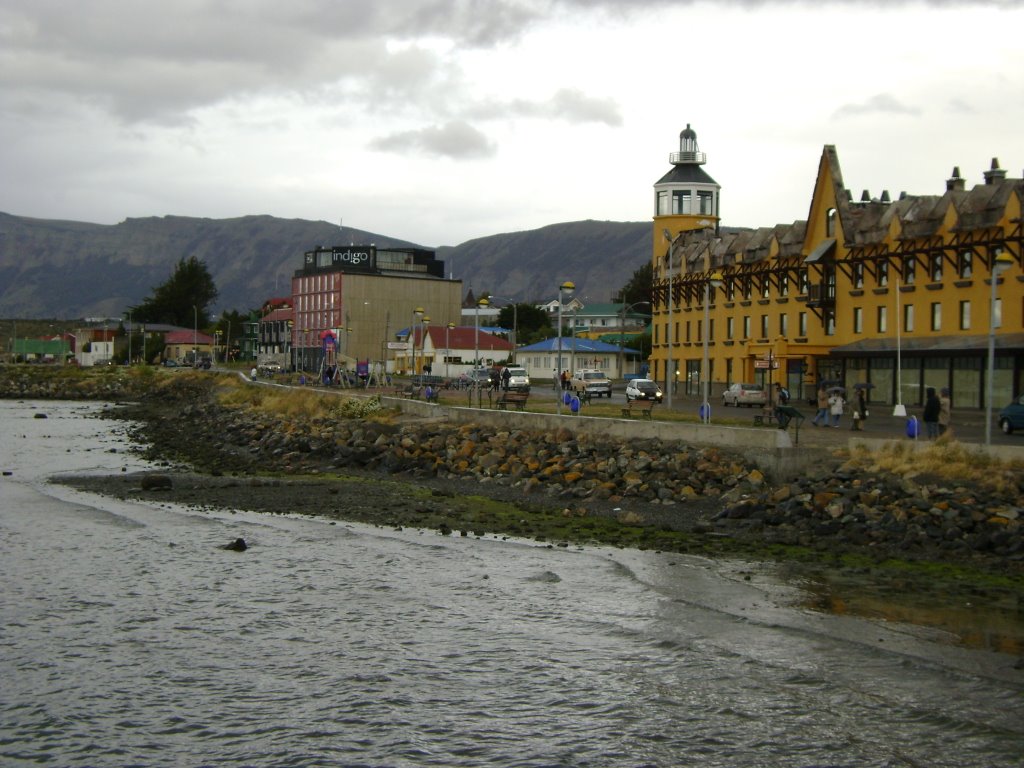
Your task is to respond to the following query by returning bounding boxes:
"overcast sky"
[2,0,1022,248]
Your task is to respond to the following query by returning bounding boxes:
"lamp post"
[411,307,424,380]
[701,272,724,424]
[421,316,430,379]
[487,295,518,363]
[445,322,455,379]
[556,280,575,415]
[193,305,198,367]
[474,298,489,372]
[985,252,1013,445]
[617,301,650,380]
[663,230,675,409]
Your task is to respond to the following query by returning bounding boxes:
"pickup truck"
[570,369,612,398]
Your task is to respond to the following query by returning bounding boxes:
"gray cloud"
[369,119,496,159]
[832,93,922,118]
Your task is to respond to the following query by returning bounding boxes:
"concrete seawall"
[384,396,824,481]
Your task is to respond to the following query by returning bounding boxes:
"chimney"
[946,166,965,192]
[983,157,1007,185]
[880,190,891,203]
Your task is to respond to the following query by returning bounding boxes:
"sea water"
[1,399,1022,767]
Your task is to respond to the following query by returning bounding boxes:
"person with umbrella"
[827,386,846,428]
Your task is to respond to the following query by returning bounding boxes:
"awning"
[804,238,836,264]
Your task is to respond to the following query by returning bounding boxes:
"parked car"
[722,383,767,407]
[570,369,612,398]
[625,378,663,403]
[503,366,531,393]
[998,395,1024,434]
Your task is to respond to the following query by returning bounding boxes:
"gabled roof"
[421,325,513,352]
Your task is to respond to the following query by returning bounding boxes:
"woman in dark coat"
[922,387,941,439]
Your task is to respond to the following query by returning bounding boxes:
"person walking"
[923,387,941,439]
[811,385,829,426]
[938,387,952,436]
[852,387,868,431]
[828,390,845,428]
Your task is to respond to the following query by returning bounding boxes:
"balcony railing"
[669,151,706,165]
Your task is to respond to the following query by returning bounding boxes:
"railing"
[669,151,706,164]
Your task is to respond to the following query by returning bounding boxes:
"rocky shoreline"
[6,367,1016,578]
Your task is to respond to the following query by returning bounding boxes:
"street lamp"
[556,280,575,415]
[617,301,650,380]
[411,307,424,380]
[445,322,455,379]
[421,316,430,378]
[663,230,675,409]
[474,298,489,372]
[487,295,518,363]
[985,251,1014,445]
[701,272,724,424]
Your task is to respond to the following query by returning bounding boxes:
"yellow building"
[651,130,1023,409]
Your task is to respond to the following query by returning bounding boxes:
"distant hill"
[0,212,651,319]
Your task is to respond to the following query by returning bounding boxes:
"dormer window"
[826,207,837,238]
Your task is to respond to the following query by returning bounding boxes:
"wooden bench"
[620,399,656,420]
[495,392,529,411]
[399,386,422,400]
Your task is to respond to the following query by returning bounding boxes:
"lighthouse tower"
[653,124,721,258]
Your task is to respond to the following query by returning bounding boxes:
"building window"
[761,278,770,299]
[931,302,941,331]
[853,262,864,289]
[779,313,788,337]
[878,261,889,287]
[877,305,887,333]
[779,274,789,297]
[799,269,809,294]
[726,281,735,301]
[930,254,943,282]
[672,190,692,214]
[825,310,835,336]
[826,207,837,237]
[760,315,769,337]
[726,317,734,339]
[685,320,691,343]
[657,191,669,215]
[853,306,863,333]
[904,303,915,333]
[903,257,915,285]
[959,251,973,279]
[798,312,807,337]
[743,278,752,300]
[698,190,714,215]
[709,318,715,341]
[743,316,751,338]
[959,300,971,329]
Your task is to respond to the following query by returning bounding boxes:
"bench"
[399,386,422,400]
[753,408,776,426]
[495,392,529,411]
[620,399,656,420]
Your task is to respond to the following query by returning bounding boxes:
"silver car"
[722,383,767,407]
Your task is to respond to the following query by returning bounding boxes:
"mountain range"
[0,212,652,319]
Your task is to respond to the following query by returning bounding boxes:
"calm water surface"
[1,400,1023,767]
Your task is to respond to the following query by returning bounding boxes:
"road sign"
[387,342,410,350]
[754,360,780,369]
